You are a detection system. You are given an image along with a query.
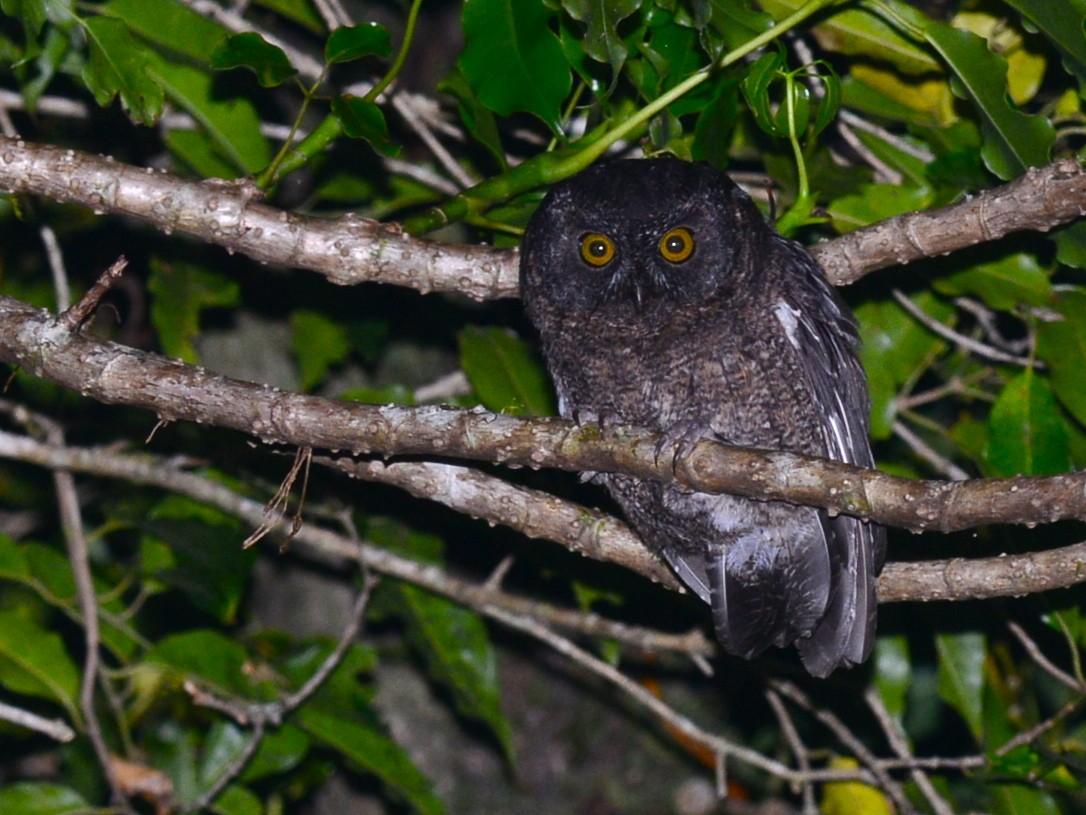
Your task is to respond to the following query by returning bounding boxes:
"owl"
[519,158,885,677]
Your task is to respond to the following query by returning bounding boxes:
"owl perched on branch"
[520,158,885,677]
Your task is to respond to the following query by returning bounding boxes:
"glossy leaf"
[145,629,253,697]
[987,371,1071,477]
[874,635,911,729]
[398,580,513,763]
[0,610,80,722]
[855,293,953,438]
[96,0,227,62]
[936,631,985,742]
[458,326,555,416]
[148,259,241,364]
[300,707,445,815]
[81,15,164,123]
[563,0,641,76]
[933,252,1051,310]
[150,53,273,176]
[331,95,401,156]
[761,0,939,75]
[923,22,1053,179]
[1002,0,1086,84]
[140,495,257,623]
[459,0,571,128]
[439,69,506,169]
[251,0,323,33]
[242,724,310,781]
[291,310,351,391]
[1036,289,1086,427]
[210,32,297,87]
[0,783,88,815]
[325,22,392,64]
[209,784,262,815]
[374,521,513,762]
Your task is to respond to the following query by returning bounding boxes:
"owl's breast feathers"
[520,158,884,677]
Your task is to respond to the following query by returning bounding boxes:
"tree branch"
[2,294,1084,539]
[0,137,1083,301]
[3,320,1086,603]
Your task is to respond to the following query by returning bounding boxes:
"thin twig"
[892,289,1037,368]
[893,419,971,481]
[53,439,129,810]
[766,688,816,814]
[1007,620,1083,693]
[58,256,128,332]
[0,699,76,741]
[188,573,377,810]
[865,687,955,815]
[772,680,914,815]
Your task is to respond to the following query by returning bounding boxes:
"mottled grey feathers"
[520,157,884,677]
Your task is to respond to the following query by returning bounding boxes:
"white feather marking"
[774,301,803,350]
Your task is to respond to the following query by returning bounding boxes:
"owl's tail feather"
[795,516,883,677]
[700,518,833,668]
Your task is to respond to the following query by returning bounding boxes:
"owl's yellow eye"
[659,227,695,263]
[580,233,616,267]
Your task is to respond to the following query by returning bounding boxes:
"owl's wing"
[780,245,887,675]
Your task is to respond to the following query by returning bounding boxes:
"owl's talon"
[654,420,711,472]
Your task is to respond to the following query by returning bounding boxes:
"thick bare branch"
[0,136,515,301]
[4,301,1086,603]
[1,295,1084,537]
[1,137,1084,300]
[811,159,1086,284]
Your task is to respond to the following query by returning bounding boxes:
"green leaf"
[761,0,940,75]
[933,252,1051,310]
[372,521,513,761]
[1002,0,1086,85]
[563,0,642,76]
[290,310,351,391]
[145,630,253,697]
[331,95,401,156]
[210,32,297,87]
[1036,289,1086,427]
[96,0,228,63]
[250,0,323,33]
[242,723,310,781]
[0,783,88,815]
[141,495,256,623]
[874,635,911,730]
[210,784,263,815]
[147,259,240,364]
[0,609,80,723]
[855,293,953,438]
[439,68,507,169]
[150,53,273,176]
[81,16,164,124]
[936,630,985,742]
[398,580,513,763]
[300,707,445,815]
[458,326,555,416]
[325,22,391,64]
[923,22,1053,179]
[828,182,931,233]
[989,782,1063,815]
[987,371,1071,477]
[1052,220,1086,270]
[459,0,571,129]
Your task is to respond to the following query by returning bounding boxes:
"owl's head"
[520,158,768,321]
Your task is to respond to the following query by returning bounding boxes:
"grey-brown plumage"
[520,158,885,677]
